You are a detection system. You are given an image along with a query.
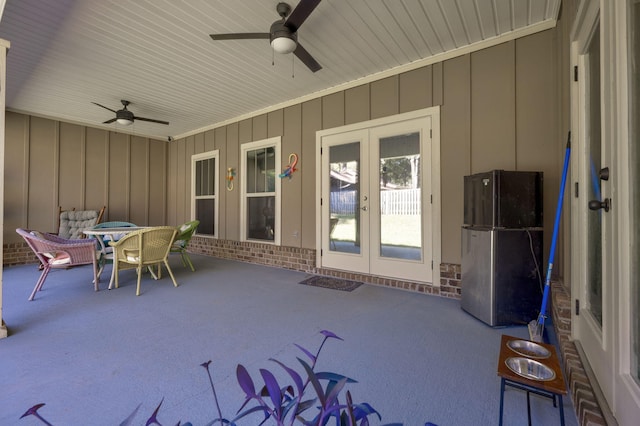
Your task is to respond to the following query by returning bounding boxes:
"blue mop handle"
[538,132,571,325]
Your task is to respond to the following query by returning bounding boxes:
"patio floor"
[0,254,578,425]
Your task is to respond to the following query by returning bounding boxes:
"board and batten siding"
[3,112,168,244]
[3,29,560,266]
[167,30,559,265]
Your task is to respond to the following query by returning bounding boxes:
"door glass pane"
[379,132,421,260]
[630,0,640,383]
[586,24,603,326]
[329,142,360,254]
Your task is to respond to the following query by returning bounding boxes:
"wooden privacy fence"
[330,189,420,215]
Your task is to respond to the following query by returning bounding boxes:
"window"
[241,137,281,244]
[191,150,219,237]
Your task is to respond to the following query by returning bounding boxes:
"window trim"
[240,137,281,244]
[191,149,219,238]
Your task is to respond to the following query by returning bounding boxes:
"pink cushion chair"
[16,228,99,301]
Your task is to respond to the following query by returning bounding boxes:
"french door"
[572,1,640,422]
[572,0,614,406]
[317,109,438,284]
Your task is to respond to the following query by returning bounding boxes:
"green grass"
[331,215,421,248]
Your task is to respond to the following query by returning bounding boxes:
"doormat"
[299,276,363,292]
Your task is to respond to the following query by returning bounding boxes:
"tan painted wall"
[167,29,561,265]
[3,28,563,266]
[3,112,167,244]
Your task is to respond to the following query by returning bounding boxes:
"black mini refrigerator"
[461,170,543,327]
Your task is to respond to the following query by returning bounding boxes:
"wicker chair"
[170,220,199,271]
[110,226,178,296]
[57,206,105,239]
[16,228,99,301]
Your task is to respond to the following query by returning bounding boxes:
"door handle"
[598,167,609,181]
[588,198,610,212]
[361,206,368,211]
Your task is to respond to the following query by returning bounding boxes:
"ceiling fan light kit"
[270,32,297,54]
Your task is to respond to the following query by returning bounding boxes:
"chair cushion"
[30,230,45,239]
[59,210,100,239]
[44,252,71,265]
[124,250,141,263]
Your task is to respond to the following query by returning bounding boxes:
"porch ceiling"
[0,0,560,140]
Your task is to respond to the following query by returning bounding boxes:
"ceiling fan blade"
[210,33,270,41]
[134,116,170,125]
[285,0,322,32]
[103,118,117,124]
[294,43,322,73]
[92,102,117,113]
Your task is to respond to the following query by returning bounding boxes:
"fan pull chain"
[272,49,275,67]
[291,54,295,78]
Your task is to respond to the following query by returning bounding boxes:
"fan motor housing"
[116,109,134,121]
[270,20,297,44]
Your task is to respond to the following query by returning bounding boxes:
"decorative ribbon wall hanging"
[226,167,235,191]
[279,153,298,179]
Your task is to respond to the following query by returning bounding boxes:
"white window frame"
[191,150,219,238]
[240,137,281,244]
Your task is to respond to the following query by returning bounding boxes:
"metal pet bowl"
[505,357,556,381]
[507,339,551,359]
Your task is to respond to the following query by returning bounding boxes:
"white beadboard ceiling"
[0,0,561,141]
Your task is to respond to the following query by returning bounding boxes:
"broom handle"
[537,132,571,326]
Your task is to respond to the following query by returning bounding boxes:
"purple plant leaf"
[232,405,271,423]
[280,396,300,419]
[270,358,304,394]
[20,403,46,419]
[236,364,257,397]
[315,371,357,384]
[119,403,142,426]
[351,403,382,421]
[323,402,347,414]
[235,396,253,414]
[259,368,283,414]
[20,404,54,426]
[283,385,295,398]
[298,358,326,406]
[319,330,343,341]
[344,390,356,425]
[324,377,348,408]
[294,343,317,363]
[295,398,317,415]
[145,398,164,426]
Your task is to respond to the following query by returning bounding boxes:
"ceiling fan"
[210,0,322,73]
[92,100,169,126]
